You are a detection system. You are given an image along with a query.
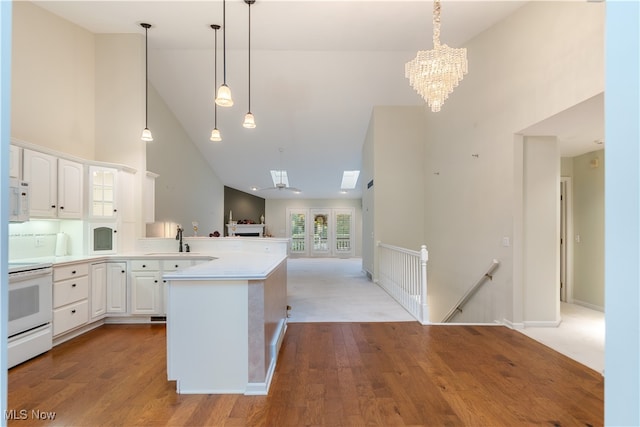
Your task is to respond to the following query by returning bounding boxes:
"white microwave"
[9,178,29,223]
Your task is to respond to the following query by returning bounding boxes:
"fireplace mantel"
[227,223,265,236]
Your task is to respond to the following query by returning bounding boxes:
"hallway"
[287,257,605,374]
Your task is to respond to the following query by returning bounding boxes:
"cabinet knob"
[72,283,76,287]
[51,205,56,208]
[175,264,179,268]
[154,280,158,283]
[60,206,64,210]
[121,270,125,273]
[114,209,118,212]
[71,309,76,314]
[142,264,146,268]
[71,270,77,274]
[114,230,117,233]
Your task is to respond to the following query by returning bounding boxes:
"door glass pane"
[290,213,306,252]
[336,213,351,252]
[313,214,328,252]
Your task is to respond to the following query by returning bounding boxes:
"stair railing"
[441,259,500,323]
[376,242,429,324]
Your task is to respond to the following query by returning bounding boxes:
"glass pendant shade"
[243,112,256,128]
[215,84,233,107]
[141,127,153,142]
[210,128,222,142]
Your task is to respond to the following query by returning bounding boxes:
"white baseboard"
[502,319,525,329]
[572,299,604,312]
[523,319,562,328]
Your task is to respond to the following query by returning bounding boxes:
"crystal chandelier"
[405,0,468,112]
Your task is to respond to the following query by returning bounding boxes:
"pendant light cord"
[144,24,149,127]
[214,26,218,125]
[223,0,227,85]
[248,1,251,112]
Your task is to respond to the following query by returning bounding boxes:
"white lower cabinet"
[53,262,90,337]
[90,262,107,320]
[129,259,197,316]
[90,261,128,319]
[107,262,127,313]
[130,260,163,315]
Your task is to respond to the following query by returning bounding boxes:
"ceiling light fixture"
[140,23,153,141]
[210,24,222,142]
[405,0,468,112]
[242,0,256,129]
[215,0,233,107]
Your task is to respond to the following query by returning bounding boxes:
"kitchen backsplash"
[9,220,84,260]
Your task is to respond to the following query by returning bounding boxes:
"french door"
[287,208,354,257]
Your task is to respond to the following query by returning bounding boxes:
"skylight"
[341,170,360,190]
[270,170,289,187]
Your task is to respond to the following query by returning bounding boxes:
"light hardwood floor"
[8,323,603,426]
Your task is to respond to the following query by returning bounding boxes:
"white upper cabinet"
[89,166,118,219]
[57,159,84,218]
[9,145,21,178]
[23,149,83,219]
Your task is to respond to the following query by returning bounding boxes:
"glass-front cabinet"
[89,166,118,219]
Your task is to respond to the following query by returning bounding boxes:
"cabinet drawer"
[54,263,89,282]
[130,260,161,271]
[162,259,192,271]
[53,276,89,308]
[53,300,89,336]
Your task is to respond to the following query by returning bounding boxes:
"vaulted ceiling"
[32,1,602,199]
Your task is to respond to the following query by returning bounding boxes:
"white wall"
[521,136,560,325]
[11,1,95,160]
[361,106,427,278]
[420,1,603,323]
[146,85,225,236]
[571,149,604,310]
[265,198,362,257]
[361,114,374,274]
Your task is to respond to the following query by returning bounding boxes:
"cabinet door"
[89,166,118,218]
[58,159,83,219]
[90,263,107,320]
[9,145,21,178]
[130,271,162,314]
[107,262,127,313]
[23,149,57,217]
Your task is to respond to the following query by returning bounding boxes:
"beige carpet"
[286,257,415,323]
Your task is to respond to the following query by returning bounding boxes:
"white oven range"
[8,262,53,368]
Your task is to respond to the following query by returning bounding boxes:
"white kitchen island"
[162,240,288,395]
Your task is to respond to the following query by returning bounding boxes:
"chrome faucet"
[176,225,184,252]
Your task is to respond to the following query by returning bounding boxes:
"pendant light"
[242,0,256,129]
[140,23,153,142]
[215,0,233,107]
[210,24,222,142]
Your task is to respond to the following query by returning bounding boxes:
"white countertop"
[162,251,287,281]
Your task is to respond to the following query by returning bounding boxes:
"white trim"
[502,318,525,330]
[572,299,604,312]
[523,319,562,328]
[560,176,574,304]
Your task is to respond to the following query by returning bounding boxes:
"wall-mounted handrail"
[442,259,500,323]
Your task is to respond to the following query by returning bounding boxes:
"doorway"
[287,208,355,257]
[560,177,573,302]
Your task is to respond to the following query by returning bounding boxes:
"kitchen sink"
[145,252,202,256]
